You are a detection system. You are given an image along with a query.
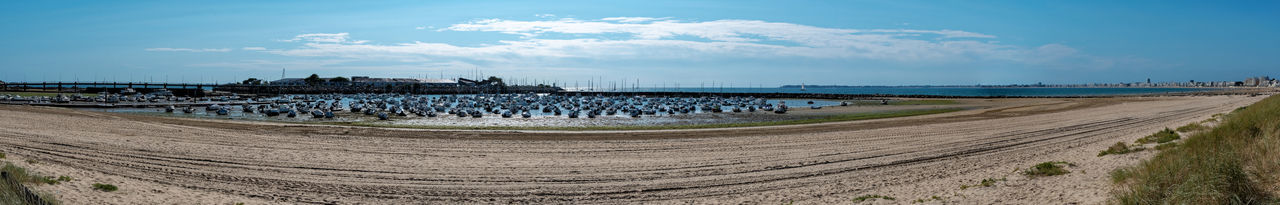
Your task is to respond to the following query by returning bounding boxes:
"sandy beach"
[0,95,1264,204]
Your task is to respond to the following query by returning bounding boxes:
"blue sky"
[2,1,1277,86]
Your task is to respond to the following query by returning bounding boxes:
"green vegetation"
[304,74,326,85]
[852,194,896,202]
[37,176,59,185]
[1,162,62,205]
[0,152,5,159]
[92,183,118,192]
[56,176,72,182]
[960,177,1006,189]
[1110,167,1134,184]
[332,108,964,131]
[1154,142,1178,151]
[1098,142,1145,157]
[1111,95,1280,204]
[1176,122,1209,133]
[1135,128,1180,144]
[1023,161,1073,177]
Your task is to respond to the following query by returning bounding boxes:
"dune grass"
[1098,142,1145,157]
[92,183,118,192]
[1135,128,1180,144]
[851,194,895,202]
[1111,95,1280,204]
[1024,161,1074,177]
[1,162,61,205]
[960,177,1007,189]
[1176,122,1209,133]
[329,108,964,131]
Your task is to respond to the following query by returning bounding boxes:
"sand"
[0,95,1265,204]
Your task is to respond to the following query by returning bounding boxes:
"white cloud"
[264,17,1115,70]
[284,33,368,44]
[600,17,670,23]
[145,48,232,52]
[242,47,267,51]
[534,14,556,18]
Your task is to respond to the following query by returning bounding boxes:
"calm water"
[609,87,1220,97]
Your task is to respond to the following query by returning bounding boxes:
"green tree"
[241,78,262,85]
[482,76,506,87]
[330,76,350,83]
[304,74,326,85]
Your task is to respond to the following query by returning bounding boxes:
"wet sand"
[0,95,1265,204]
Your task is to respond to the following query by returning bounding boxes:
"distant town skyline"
[2,1,1278,86]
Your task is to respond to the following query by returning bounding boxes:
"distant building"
[270,76,457,86]
[269,78,307,85]
[350,76,457,86]
[1243,76,1272,87]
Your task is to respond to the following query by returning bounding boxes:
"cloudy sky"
[2,1,1277,86]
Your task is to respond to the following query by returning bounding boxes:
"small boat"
[377,112,390,120]
[182,106,195,114]
[216,107,229,115]
[840,101,849,106]
[501,111,513,118]
[810,105,822,109]
[325,110,335,118]
[521,111,532,118]
[164,105,175,113]
[287,110,297,118]
[311,110,325,118]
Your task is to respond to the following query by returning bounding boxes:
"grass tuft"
[852,194,895,202]
[960,177,1006,189]
[1099,142,1145,156]
[1135,128,1180,144]
[92,183,118,192]
[1024,161,1073,177]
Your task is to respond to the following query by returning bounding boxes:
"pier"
[1,81,216,97]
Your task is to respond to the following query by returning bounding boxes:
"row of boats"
[162,93,844,120]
